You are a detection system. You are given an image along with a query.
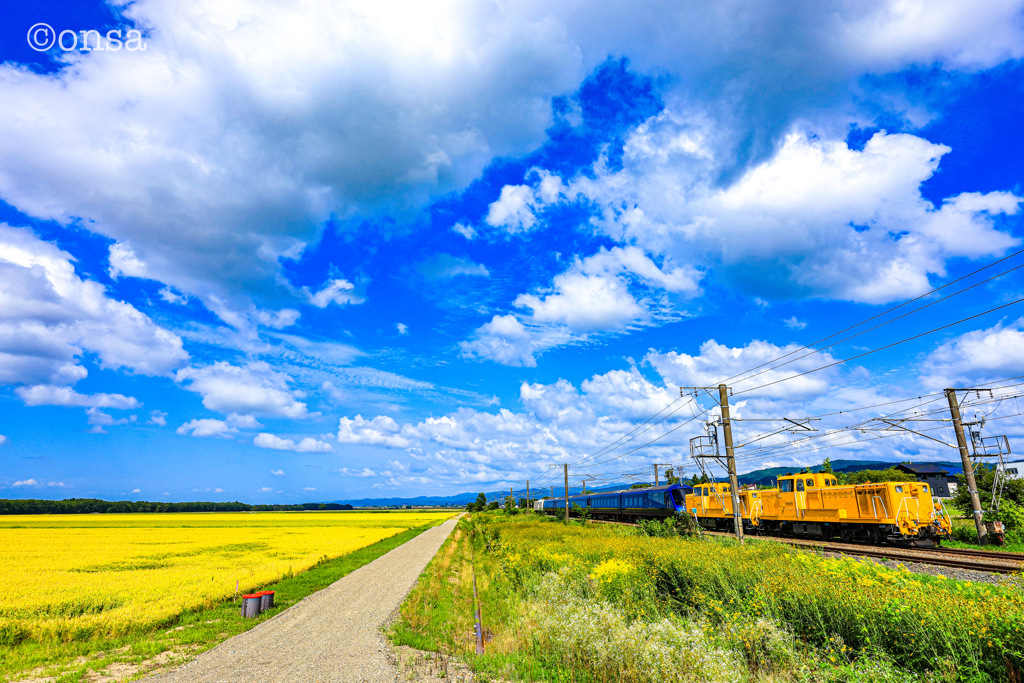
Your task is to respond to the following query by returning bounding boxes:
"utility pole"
[510,486,514,509]
[719,384,744,544]
[526,480,530,512]
[653,463,672,486]
[947,388,988,544]
[549,464,569,523]
[563,464,569,523]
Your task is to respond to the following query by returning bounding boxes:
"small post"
[526,480,530,512]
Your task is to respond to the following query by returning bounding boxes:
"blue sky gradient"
[2,0,1024,501]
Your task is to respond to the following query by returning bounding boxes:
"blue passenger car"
[540,483,691,521]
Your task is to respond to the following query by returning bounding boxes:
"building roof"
[896,463,950,475]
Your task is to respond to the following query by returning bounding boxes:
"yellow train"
[685,471,952,546]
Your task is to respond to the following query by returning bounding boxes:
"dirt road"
[147,516,460,683]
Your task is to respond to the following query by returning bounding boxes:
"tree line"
[0,498,353,515]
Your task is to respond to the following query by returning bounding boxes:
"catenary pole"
[946,388,988,544]
[719,384,744,544]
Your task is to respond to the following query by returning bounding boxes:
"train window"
[825,480,831,487]
[922,485,929,492]
[672,489,684,505]
[805,479,813,487]
[895,486,903,492]
[796,479,804,492]
[780,480,793,493]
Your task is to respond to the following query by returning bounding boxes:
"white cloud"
[86,407,136,434]
[516,272,642,332]
[16,385,140,409]
[339,467,379,477]
[108,241,148,279]
[258,487,273,493]
[486,184,537,232]
[337,415,413,448]
[132,488,142,493]
[784,317,807,330]
[460,314,538,367]
[303,487,318,491]
[417,254,490,279]
[565,128,1020,304]
[0,225,189,385]
[149,410,168,426]
[452,223,476,240]
[270,469,285,476]
[395,323,409,335]
[176,418,237,438]
[0,434,6,447]
[254,308,300,329]
[226,413,263,429]
[12,478,65,488]
[645,339,841,400]
[158,288,188,305]
[923,318,1024,386]
[306,279,363,308]
[254,432,334,453]
[176,361,308,418]
[0,0,585,306]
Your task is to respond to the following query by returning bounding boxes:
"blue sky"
[2,0,1024,502]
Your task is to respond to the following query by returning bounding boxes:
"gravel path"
[147,516,460,683]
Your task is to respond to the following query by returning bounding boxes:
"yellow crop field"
[0,511,452,645]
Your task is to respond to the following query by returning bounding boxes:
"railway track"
[590,519,1024,574]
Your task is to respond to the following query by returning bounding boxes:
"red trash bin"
[257,590,275,611]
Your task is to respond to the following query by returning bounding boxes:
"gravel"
[824,552,1022,586]
[146,516,460,683]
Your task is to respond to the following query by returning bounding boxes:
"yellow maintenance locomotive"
[685,471,952,546]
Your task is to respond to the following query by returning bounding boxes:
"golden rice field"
[0,511,452,645]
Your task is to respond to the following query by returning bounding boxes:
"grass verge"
[2,520,446,682]
[392,512,1024,683]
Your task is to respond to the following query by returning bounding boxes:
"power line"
[734,296,1024,396]
[715,247,1024,388]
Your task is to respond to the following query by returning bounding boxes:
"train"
[535,471,953,547]
[535,483,690,519]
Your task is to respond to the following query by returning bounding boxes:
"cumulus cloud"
[149,410,168,426]
[923,318,1024,386]
[0,434,6,447]
[0,225,188,385]
[645,339,841,400]
[0,0,585,307]
[460,314,538,367]
[16,385,140,409]
[176,418,237,438]
[337,415,412,448]
[254,433,334,452]
[270,469,285,476]
[12,479,65,488]
[176,361,308,418]
[464,246,700,366]
[395,323,409,335]
[306,279,363,308]
[86,407,136,434]
[562,127,1020,304]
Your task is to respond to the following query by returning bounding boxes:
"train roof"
[562,483,690,500]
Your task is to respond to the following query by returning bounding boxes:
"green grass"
[393,512,1024,683]
[1,520,445,682]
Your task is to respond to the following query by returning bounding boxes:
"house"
[894,463,956,498]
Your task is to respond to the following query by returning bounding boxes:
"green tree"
[821,457,834,474]
[952,463,1024,516]
[837,468,916,486]
[664,467,680,485]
